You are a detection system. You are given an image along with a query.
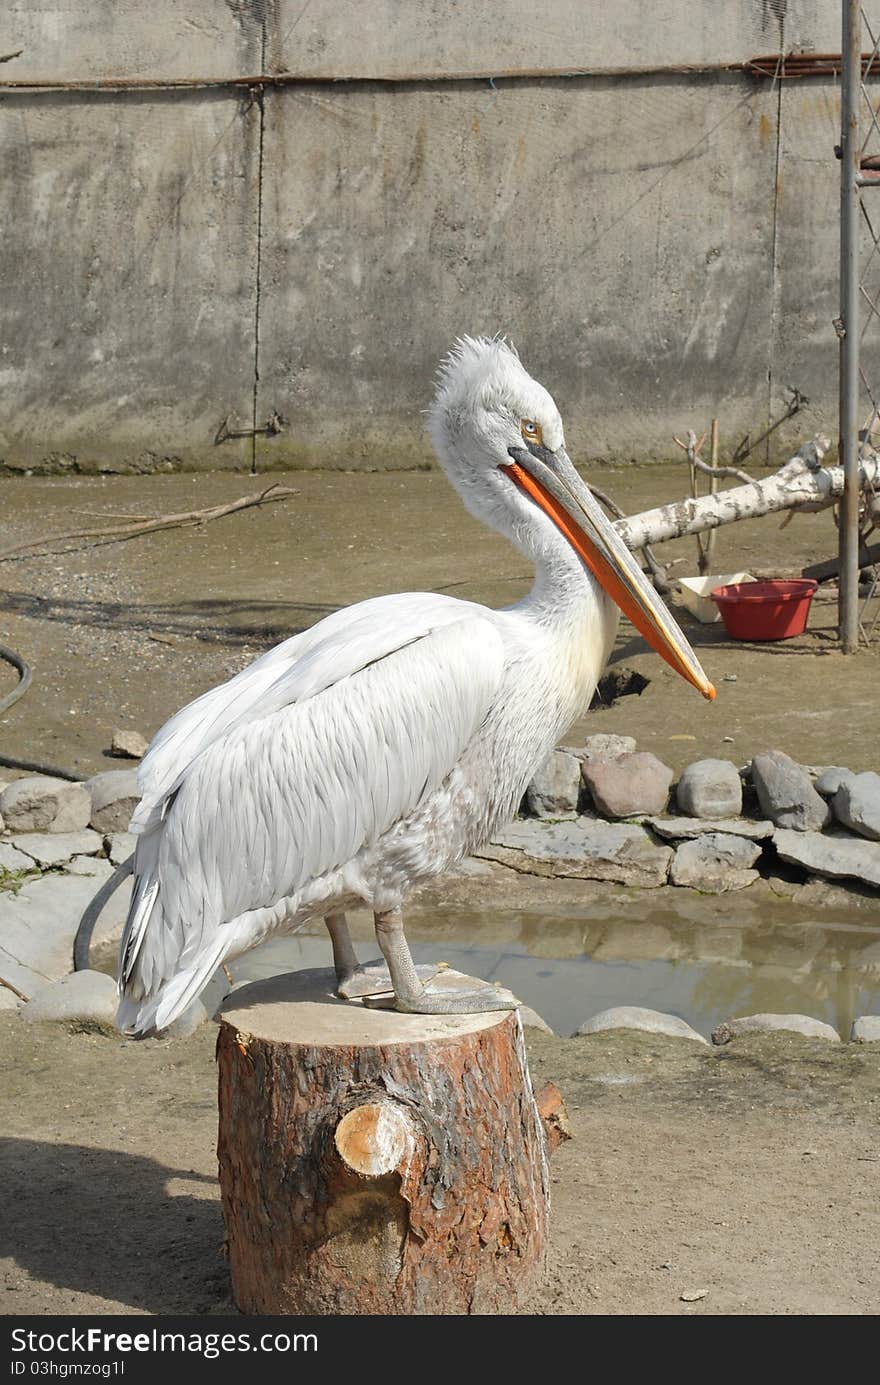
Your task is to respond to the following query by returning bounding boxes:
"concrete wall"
[0,2,848,473]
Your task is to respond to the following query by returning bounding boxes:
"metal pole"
[839,0,862,652]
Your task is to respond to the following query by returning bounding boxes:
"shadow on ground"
[0,590,339,647]
[0,1137,229,1314]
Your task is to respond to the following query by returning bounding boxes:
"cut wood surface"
[216,968,550,1315]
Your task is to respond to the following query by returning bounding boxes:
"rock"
[579,733,637,763]
[582,751,673,818]
[669,833,762,893]
[851,1015,880,1042]
[105,832,137,866]
[589,921,681,964]
[815,766,855,798]
[0,842,36,874]
[645,815,773,841]
[574,1005,709,1045]
[163,998,211,1038]
[10,830,104,869]
[200,965,232,1016]
[773,828,880,889]
[712,1013,840,1044]
[525,749,582,818]
[87,770,140,833]
[110,728,149,760]
[66,856,116,880]
[163,967,232,1037]
[801,763,835,781]
[0,987,20,1011]
[447,857,494,879]
[477,817,672,888]
[675,759,742,819]
[0,776,91,833]
[519,1006,554,1035]
[750,751,830,832]
[0,867,133,998]
[19,969,118,1026]
[833,772,880,842]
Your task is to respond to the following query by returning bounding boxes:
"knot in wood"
[334,1100,417,1178]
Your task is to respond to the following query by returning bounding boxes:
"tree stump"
[216,968,550,1315]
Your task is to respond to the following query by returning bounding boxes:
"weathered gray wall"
[0,3,846,472]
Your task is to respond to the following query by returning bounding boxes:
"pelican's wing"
[119,600,505,1032]
[132,591,481,833]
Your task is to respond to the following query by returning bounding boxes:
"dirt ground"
[0,463,878,777]
[2,1013,878,1316]
[2,461,880,1317]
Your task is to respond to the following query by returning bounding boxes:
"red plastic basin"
[710,579,818,641]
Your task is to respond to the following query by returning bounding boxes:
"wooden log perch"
[216,968,550,1315]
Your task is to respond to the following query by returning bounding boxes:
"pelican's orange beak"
[502,450,716,701]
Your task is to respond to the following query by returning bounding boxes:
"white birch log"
[613,437,880,552]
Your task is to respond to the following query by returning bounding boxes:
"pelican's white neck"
[510,520,616,647]
[501,521,619,727]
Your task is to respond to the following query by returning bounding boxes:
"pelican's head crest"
[428,336,564,495]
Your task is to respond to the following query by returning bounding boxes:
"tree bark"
[216,968,550,1315]
[614,438,880,552]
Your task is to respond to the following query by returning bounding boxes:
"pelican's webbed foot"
[363,906,519,1015]
[337,960,439,1000]
[370,983,519,1015]
[326,911,444,1000]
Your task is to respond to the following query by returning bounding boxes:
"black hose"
[73,854,135,971]
[0,753,87,781]
[0,641,31,715]
[0,642,88,780]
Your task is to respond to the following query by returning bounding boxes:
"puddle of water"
[227,893,880,1040]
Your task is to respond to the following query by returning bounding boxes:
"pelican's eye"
[521,419,543,446]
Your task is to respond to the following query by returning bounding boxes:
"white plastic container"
[676,572,755,623]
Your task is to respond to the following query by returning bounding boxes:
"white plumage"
[118,337,712,1032]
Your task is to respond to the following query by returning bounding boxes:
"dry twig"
[0,484,299,562]
[673,430,755,486]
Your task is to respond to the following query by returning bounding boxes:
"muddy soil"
[2,462,880,1318]
[1,464,878,776]
[2,1012,878,1316]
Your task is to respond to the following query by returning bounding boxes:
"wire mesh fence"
[838,1,880,645]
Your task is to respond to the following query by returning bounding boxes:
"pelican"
[117,338,714,1033]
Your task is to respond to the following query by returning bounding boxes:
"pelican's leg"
[327,911,438,1000]
[365,908,518,1015]
[326,912,363,993]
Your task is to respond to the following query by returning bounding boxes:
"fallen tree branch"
[0,484,299,562]
[589,483,671,592]
[672,424,747,576]
[613,435,880,551]
[2,439,872,574]
[802,540,880,583]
